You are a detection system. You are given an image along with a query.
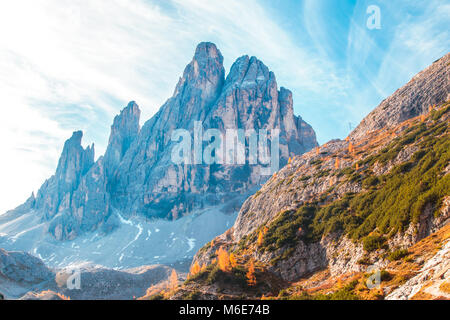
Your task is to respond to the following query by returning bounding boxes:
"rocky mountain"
[350,55,450,140]
[0,42,317,267]
[109,43,317,221]
[0,248,54,298]
[164,53,450,300]
[0,248,174,300]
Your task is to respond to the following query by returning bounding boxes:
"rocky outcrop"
[0,248,174,300]
[0,248,53,284]
[104,101,140,179]
[386,239,450,300]
[48,158,112,240]
[350,53,450,140]
[33,131,95,221]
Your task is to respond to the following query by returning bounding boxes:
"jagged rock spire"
[34,131,94,220]
[104,101,141,177]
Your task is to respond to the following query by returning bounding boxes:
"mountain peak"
[104,102,141,176]
[193,42,222,63]
[68,130,83,145]
[224,54,274,92]
[170,42,225,118]
[56,130,94,181]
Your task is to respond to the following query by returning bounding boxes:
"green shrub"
[316,169,331,178]
[363,235,387,252]
[387,249,409,261]
[183,291,201,300]
[357,256,371,265]
[362,176,380,188]
[310,159,323,166]
[380,270,392,282]
[288,280,360,300]
[148,293,164,300]
[206,265,248,288]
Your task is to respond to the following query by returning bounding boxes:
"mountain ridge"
[168,52,450,300]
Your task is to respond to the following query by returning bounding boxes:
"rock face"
[0,248,173,300]
[111,44,317,220]
[104,101,141,178]
[386,237,450,300]
[34,131,95,221]
[350,53,450,140]
[0,249,53,285]
[4,42,317,240]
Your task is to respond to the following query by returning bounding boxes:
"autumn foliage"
[229,253,237,268]
[189,261,201,277]
[168,269,178,291]
[217,247,231,272]
[56,292,71,300]
[335,157,340,169]
[257,230,264,246]
[246,261,256,286]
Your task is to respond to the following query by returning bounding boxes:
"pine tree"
[420,114,426,122]
[189,261,201,277]
[257,230,264,246]
[168,269,178,291]
[335,157,340,169]
[217,247,231,272]
[246,261,256,286]
[348,142,354,154]
[229,253,237,268]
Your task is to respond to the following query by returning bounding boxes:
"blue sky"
[0,0,449,213]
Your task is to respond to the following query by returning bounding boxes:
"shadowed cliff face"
[4,42,317,241]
